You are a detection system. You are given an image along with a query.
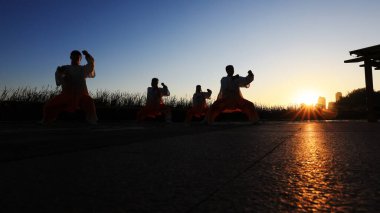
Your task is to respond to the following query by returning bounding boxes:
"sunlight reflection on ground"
[284,123,345,211]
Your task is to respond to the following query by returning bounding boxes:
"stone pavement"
[0,121,380,212]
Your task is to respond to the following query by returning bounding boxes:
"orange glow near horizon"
[294,90,319,106]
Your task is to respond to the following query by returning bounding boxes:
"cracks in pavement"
[186,127,302,213]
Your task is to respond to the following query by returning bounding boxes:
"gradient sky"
[1,0,380,106]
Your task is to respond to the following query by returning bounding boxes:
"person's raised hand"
[82,50,89,56]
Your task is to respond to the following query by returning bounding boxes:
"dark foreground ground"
[1,121,380,212]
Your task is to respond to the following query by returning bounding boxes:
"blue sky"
[1,0,380,106]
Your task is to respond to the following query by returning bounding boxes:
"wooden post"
[364,58,377,122]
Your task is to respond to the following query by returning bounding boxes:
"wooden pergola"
[344,44,380,122]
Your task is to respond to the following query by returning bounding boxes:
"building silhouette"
[328,102,336,110]
[317,96,326,109]
[336,92,342,102]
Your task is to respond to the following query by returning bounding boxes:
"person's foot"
[39,119,54,126]
[200,119,208,125]
[206,120,214,125]
[87,120,98,125]
[250,117,260,125]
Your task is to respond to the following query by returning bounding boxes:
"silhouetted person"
[206,65,259,124]
[42,50,97,124]
[137,78,171,122]
[185,85,212,123]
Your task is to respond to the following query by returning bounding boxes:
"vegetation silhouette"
[335,88,380,119]
[337,88,380,108]
[1,87,378,122]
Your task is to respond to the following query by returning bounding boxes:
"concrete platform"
[1,121,380,212]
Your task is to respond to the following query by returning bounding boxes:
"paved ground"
[1,121,380,212]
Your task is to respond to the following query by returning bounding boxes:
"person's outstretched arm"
[160,83,170,96]
[238,70,254,88]
[203,89,212,99]
[82,50,95,78]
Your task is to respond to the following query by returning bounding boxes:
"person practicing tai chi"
[42,50,97,125]
[137,78,171,122]
[206,65,259,124]
[185,85,212,123]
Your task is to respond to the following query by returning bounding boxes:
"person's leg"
[206,100,226,124]
[240,99,260,123]
[161,105,172,122]
[198,107,209,123]
[185,108,195,123]
[80,95,98,124]
[42,94,69,124]
[137,106,156,122]
[137,108,145,122]
[186,106,205,123]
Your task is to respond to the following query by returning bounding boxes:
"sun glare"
[295,91,319,106]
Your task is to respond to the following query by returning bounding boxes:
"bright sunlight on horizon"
[294,90,320,106]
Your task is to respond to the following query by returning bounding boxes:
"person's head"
[196,85,201,93]
[70,50,82,65]
[226,65,234,76]
[151,78,159,87]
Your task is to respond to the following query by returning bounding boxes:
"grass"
[0,86,345,122]
[0,86,196,109]
[0,86,195,121]
[0,86,60,103]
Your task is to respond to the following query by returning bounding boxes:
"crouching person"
[185,85,212,123]
[42,50,98,125]
[206,65,259,124]
[137,78,171,122]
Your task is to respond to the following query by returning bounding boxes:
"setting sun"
[295,91,319,105]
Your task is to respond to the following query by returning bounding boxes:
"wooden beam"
[356,52,380,59]
[344,57,365,63]
[360,60,380,67]
[351,52,380,58]
[364,60,377,122]
[359,61,380,67]
[350,44,380,56]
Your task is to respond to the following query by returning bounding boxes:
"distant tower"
[328,102,336,110]
[317,96,326,109]
[335,92,342,102]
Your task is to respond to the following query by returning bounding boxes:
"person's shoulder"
[221,76,231,82]
[60,65,71,70]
